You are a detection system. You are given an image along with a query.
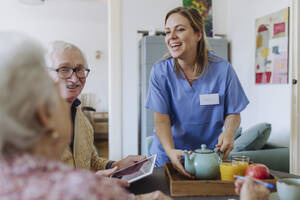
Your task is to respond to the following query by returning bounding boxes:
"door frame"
[290,0,300,175]
[108,0,122,160]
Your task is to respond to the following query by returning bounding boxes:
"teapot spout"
[184,150,195,176]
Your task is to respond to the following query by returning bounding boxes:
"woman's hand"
[166,149,192,178]
[95,176,134,199]
[96,173,130,188]
[136,190,173,200]
[216,130,234,159]
[95,166,119,177]
[154,112,191,178]
[112,155,146,170]
[235,176,270,200]
[107,177,130,188]
[218,114,240,159]
[95,167,130,188]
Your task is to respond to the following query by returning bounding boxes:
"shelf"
[93,112,108,141]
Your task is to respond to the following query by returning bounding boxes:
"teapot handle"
[214,147,224,161]
[190,152,196,160]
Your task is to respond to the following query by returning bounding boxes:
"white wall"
[213,0,229,36]
[226,0,292,146]
[0,0,108,111]
[121,0,182,156]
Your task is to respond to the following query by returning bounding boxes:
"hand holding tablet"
[111,154,157,183]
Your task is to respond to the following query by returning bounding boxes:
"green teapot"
[184,144,224,179]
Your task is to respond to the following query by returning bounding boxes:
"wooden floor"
[95,140,108,159]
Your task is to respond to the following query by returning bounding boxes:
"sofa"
[228,142,289,172]
[146,122,289,173]
[228,123,289,172]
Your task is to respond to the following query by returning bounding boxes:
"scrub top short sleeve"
[145,56,249,167]
[224,64,249,115]
[146,62,171,115]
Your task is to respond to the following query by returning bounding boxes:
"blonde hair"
[0,32,59,155]
[164,6,211,79]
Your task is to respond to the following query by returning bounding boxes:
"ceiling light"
[19,0,46,5]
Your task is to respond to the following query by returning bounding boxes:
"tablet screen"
[112,154,157,183]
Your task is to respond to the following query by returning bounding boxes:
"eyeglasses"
[49,66,90,79]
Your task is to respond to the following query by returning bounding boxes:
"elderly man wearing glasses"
[46,41,145,176]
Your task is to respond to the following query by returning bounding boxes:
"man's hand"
[216,130,234,159]
[111,155,146,170]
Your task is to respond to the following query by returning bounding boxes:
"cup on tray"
[220,160,236,181]
[219,155,250,181]
[232,155,250,176]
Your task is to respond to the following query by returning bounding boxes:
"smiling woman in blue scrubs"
[146,7,249,177]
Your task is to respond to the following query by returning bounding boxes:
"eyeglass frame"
[48,66,90,79]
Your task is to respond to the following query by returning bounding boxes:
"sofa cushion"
[232,123,271,152]
[234,127,242,140]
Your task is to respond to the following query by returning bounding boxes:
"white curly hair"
[0,32,59,155]
[44,40,88,69]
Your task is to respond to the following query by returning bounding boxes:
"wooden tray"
[164,162,277,197]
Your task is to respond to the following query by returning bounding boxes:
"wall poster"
[183,0,213,37]
[255,8,289,84]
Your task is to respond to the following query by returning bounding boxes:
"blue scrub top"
[146,54,249,166]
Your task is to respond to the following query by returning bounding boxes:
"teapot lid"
[195,144,214,153]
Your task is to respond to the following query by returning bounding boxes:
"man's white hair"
[45,40,88,68]
[0,32,59,155]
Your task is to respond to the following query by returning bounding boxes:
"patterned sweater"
[0,153,134,200]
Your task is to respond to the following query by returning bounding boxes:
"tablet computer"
[111,154,157,183]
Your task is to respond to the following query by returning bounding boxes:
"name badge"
[199,93,220,105]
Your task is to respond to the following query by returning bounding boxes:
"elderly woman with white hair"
[0,32,171,200]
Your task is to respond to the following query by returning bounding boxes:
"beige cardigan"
[61,106,111,171]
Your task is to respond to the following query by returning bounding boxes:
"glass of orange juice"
[232,155,250,176]
[220,160,236,181]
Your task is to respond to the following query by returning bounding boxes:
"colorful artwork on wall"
[183,0,213,37]
[255,8,289,84]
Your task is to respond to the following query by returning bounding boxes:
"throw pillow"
[234,127,242,140]
[232,123,271,152]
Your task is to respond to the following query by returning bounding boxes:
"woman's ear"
[36,105,52,129]
[197,32,203,41]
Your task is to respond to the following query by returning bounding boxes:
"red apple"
[245,163,270,179]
